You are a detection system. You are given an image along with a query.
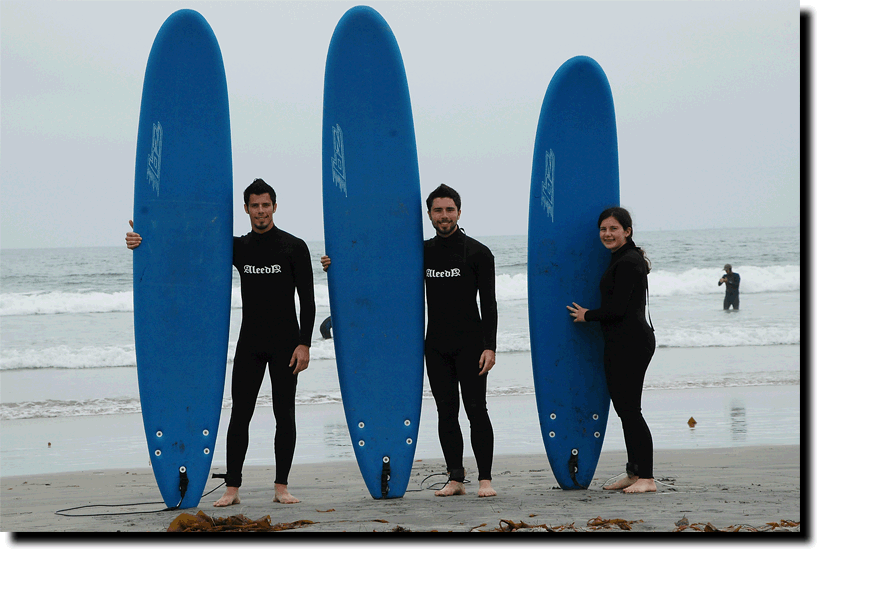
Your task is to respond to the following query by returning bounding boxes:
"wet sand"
[2,444,800,533]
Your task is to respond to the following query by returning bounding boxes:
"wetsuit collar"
[432,227,466,244]
[251,225,280,240]
[610,237,637,261]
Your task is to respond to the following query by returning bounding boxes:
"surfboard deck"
[133,9,233,509]
[527,56,618,490]
[321,6,424,499]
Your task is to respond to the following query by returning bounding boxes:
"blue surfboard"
[527,56,617,490]
[322,6,424,499]
[133,9,233,509]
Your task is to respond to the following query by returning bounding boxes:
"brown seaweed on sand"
[475,519,582,532]
[167,510,315,532]
[586,516,643,530]
[673,519,801,532]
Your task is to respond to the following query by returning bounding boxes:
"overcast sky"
[2,0,800,249]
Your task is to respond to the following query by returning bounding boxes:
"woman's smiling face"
[599,215,631,252]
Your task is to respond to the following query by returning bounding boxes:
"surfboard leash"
[174,467,190,509]
[406,472,472,493]
[567,452,584,489]
[54,477,226,518]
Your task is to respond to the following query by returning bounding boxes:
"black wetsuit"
[225,226,315,488]
[719,272,740,310]
[423,229,497,482]
[584,239,656,479]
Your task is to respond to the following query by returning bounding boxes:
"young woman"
[567,207,657,493]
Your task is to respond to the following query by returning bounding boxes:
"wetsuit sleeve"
[295,241,316,347]
[585,260,642,323]
[478,249,498,351]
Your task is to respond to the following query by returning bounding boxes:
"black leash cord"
[406,472,471,493]
[55,481,226,518]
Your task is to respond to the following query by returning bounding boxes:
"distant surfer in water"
[718,264,740,310]
[127,178,316,507]
[321,183,499,498]
[567,207,657,493]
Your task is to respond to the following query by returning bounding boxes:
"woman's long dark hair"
[597,207,651,274]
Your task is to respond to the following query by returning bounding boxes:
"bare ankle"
[435,480,466,497]
[273,484,300,504]
[213,487,240,507]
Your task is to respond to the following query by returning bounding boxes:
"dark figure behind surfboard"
[127,178,315,507]
[718,264,740,310]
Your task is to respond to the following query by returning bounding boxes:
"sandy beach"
[2,444,800,534]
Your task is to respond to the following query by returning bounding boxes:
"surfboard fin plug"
[381,457,391,498]
[568,452,586,489]
[174,466,189,508]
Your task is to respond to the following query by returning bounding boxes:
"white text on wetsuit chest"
[243,264,282,274]
[426,268,461,278]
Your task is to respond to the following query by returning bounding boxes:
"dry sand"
[2,444,800,534]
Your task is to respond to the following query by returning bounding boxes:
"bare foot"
[603,475,638,490]
[477,480,497,498]
[213,486,240,507]
[273,484,300,504]
[623,478,657,493]
[434,480,466,496]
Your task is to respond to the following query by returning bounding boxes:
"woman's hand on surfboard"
[567,302,588,322]
[320,255,331,272]
[126,220,142,250]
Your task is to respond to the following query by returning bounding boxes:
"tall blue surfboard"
[322,6,424,499]
[527,57,617,490]
[133,10,233,509]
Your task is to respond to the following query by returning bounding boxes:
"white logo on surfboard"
[147,122,163,196]
[541,149,554,222]
[332,124,347,196]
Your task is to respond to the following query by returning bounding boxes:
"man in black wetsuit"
[127,179,315,507]
[718,263,740,310]
[320,183,498,498]
[423,184,498,498]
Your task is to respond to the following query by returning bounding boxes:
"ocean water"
[0,226,800,476]
[0,226,800,420]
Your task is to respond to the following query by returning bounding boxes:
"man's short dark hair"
[244,178,276,205]
[426,183,461,211]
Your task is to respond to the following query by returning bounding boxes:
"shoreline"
[1,444,801,533]
[0,384,800,478]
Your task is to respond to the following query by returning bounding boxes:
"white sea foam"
[0,321,799,370]
[495,274,529,301]
[649,265,800,297]
[495,332,532,353]
[655,326,800,348]
[0,291,133,316]
[1,284,333,317]
[0,345,137,370]
[0,234,801,421]
[0,397,143,420]
[0,265,799,317]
